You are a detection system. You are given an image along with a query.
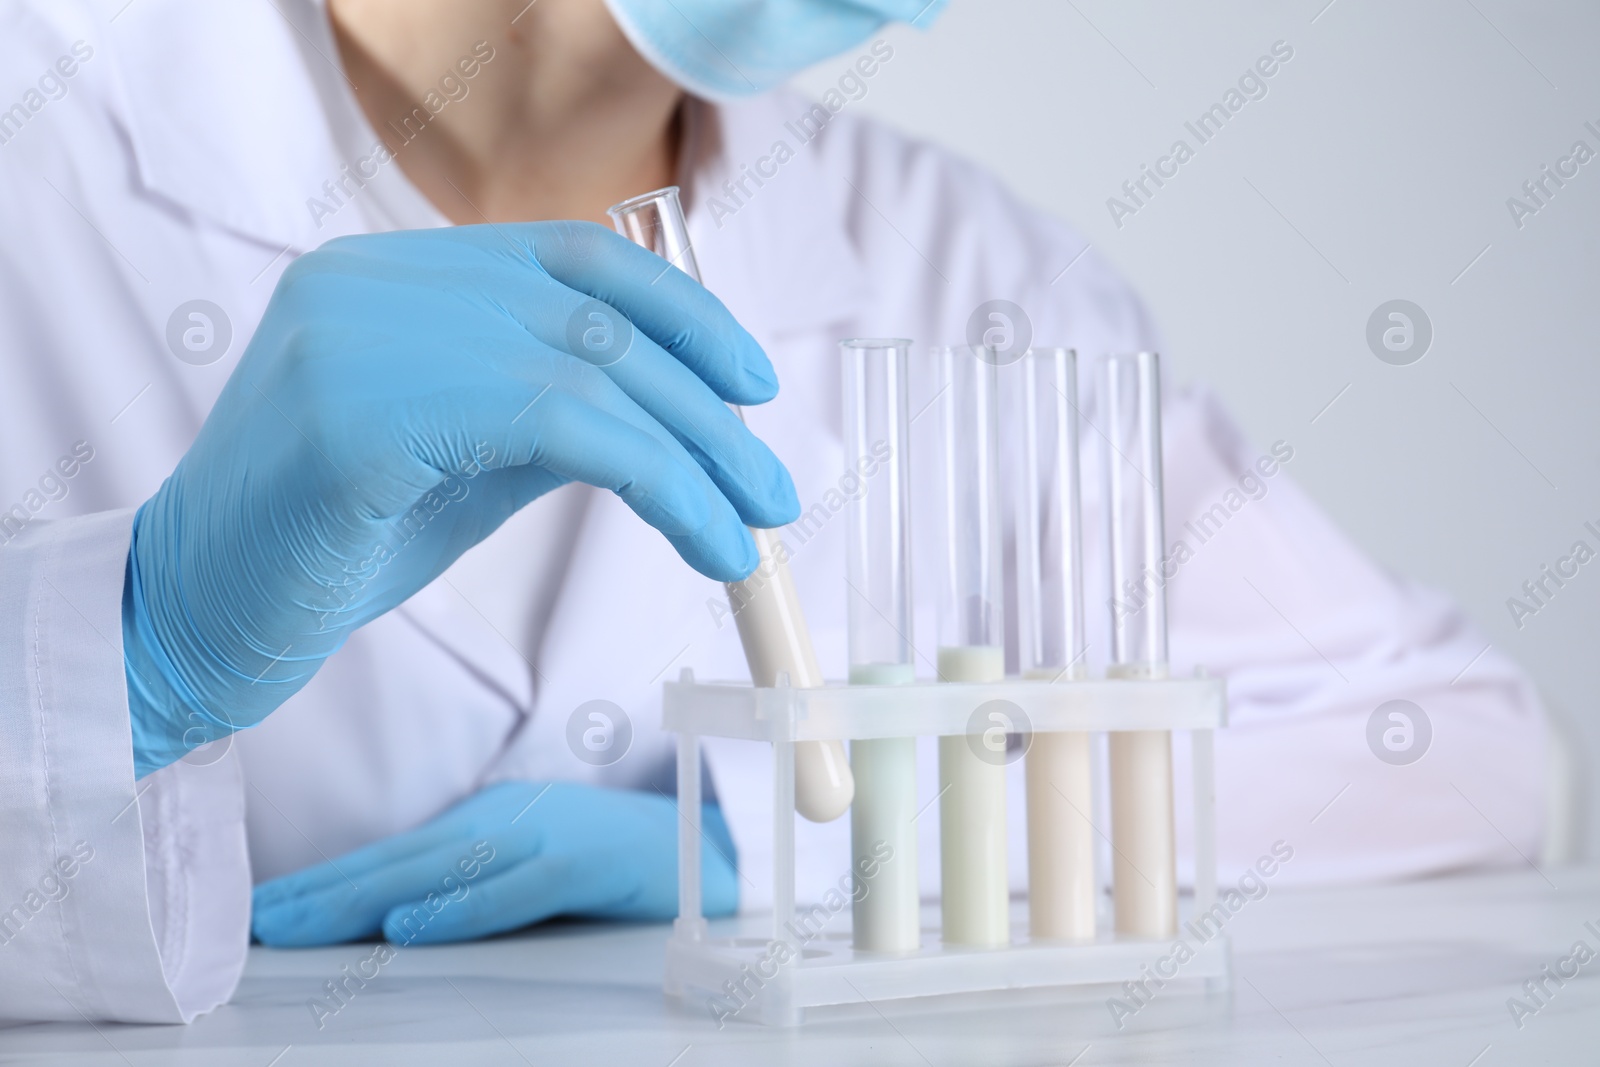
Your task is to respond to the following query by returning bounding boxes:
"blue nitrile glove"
[250,781,739,945]
[124,223,798,777]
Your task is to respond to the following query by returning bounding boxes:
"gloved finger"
[488,365,759,581]
[406,464,572,554]
[381,852,646,945]
[253,839,493,947]
[251,841,430,916]
[251,784,521,913]
[471,242,798,529]
[518,305,799,529]
[445,464,572,537]
[520,222,780,406]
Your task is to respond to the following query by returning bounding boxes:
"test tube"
[608,188,854,823]
[841,339,920,953]
[1017,348,1096,941]
[1101,351,1178,938]
[934,344,1009,947]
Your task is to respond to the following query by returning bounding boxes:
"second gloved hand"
[125,223,799,776]
[251,780,739,946]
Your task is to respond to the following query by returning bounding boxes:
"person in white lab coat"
[0,0,1544,1024]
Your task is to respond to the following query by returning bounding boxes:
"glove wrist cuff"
[124,510,237,778]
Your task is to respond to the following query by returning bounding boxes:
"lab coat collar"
[94,0,357,253]
[679,92,871,337]
[95,0,873,321]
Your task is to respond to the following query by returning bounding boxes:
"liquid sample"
[1023,670,1096,940]
[733,526,854,823]
[937,645,1009,947]
[848,661,919,953]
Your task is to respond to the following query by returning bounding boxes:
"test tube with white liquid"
[1101,351,1178,938]
[840,339,920,953]
[934,344,1009,947]
[1017,347,1096,941]
[608,188,854,823]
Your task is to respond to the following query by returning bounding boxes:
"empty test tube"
[935,345,1009,948]
[841,339,920,953]
[1017,348,1096,941]
[1101,351,1178,938]
[608,187,853,823]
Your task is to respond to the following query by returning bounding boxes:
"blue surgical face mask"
[604,0,947,100]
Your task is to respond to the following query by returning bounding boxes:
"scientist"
[0,0,1544,1023]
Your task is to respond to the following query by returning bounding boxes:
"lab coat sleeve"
[0,509,249,1023]
[1160,387,1547,884]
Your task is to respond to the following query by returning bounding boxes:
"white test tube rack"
[661,669,1229,1026]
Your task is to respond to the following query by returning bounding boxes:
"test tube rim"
[839,337,914,350]
[606,186,685,219]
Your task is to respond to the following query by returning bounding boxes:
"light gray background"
[797,0,1600,852]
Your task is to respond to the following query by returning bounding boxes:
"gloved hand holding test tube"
[608,187,854,823]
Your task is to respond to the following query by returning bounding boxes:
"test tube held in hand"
[935,345,1009,948]
[1101,351,1178,938]
[1016,348,1096,941]
[607,188,853,823]
[841,339,920,953]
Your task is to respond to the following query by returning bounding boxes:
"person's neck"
[327,0,682,227]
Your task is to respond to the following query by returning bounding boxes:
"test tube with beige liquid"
[934,345,1009,948]
[840,339,920,953]
[608,188,853,823]
[1016,348,1096,941]
[1101,351,1178,938]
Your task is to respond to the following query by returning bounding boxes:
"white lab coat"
[0,0,1544,1024]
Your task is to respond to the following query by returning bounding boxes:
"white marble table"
[3,867,1597,1065]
